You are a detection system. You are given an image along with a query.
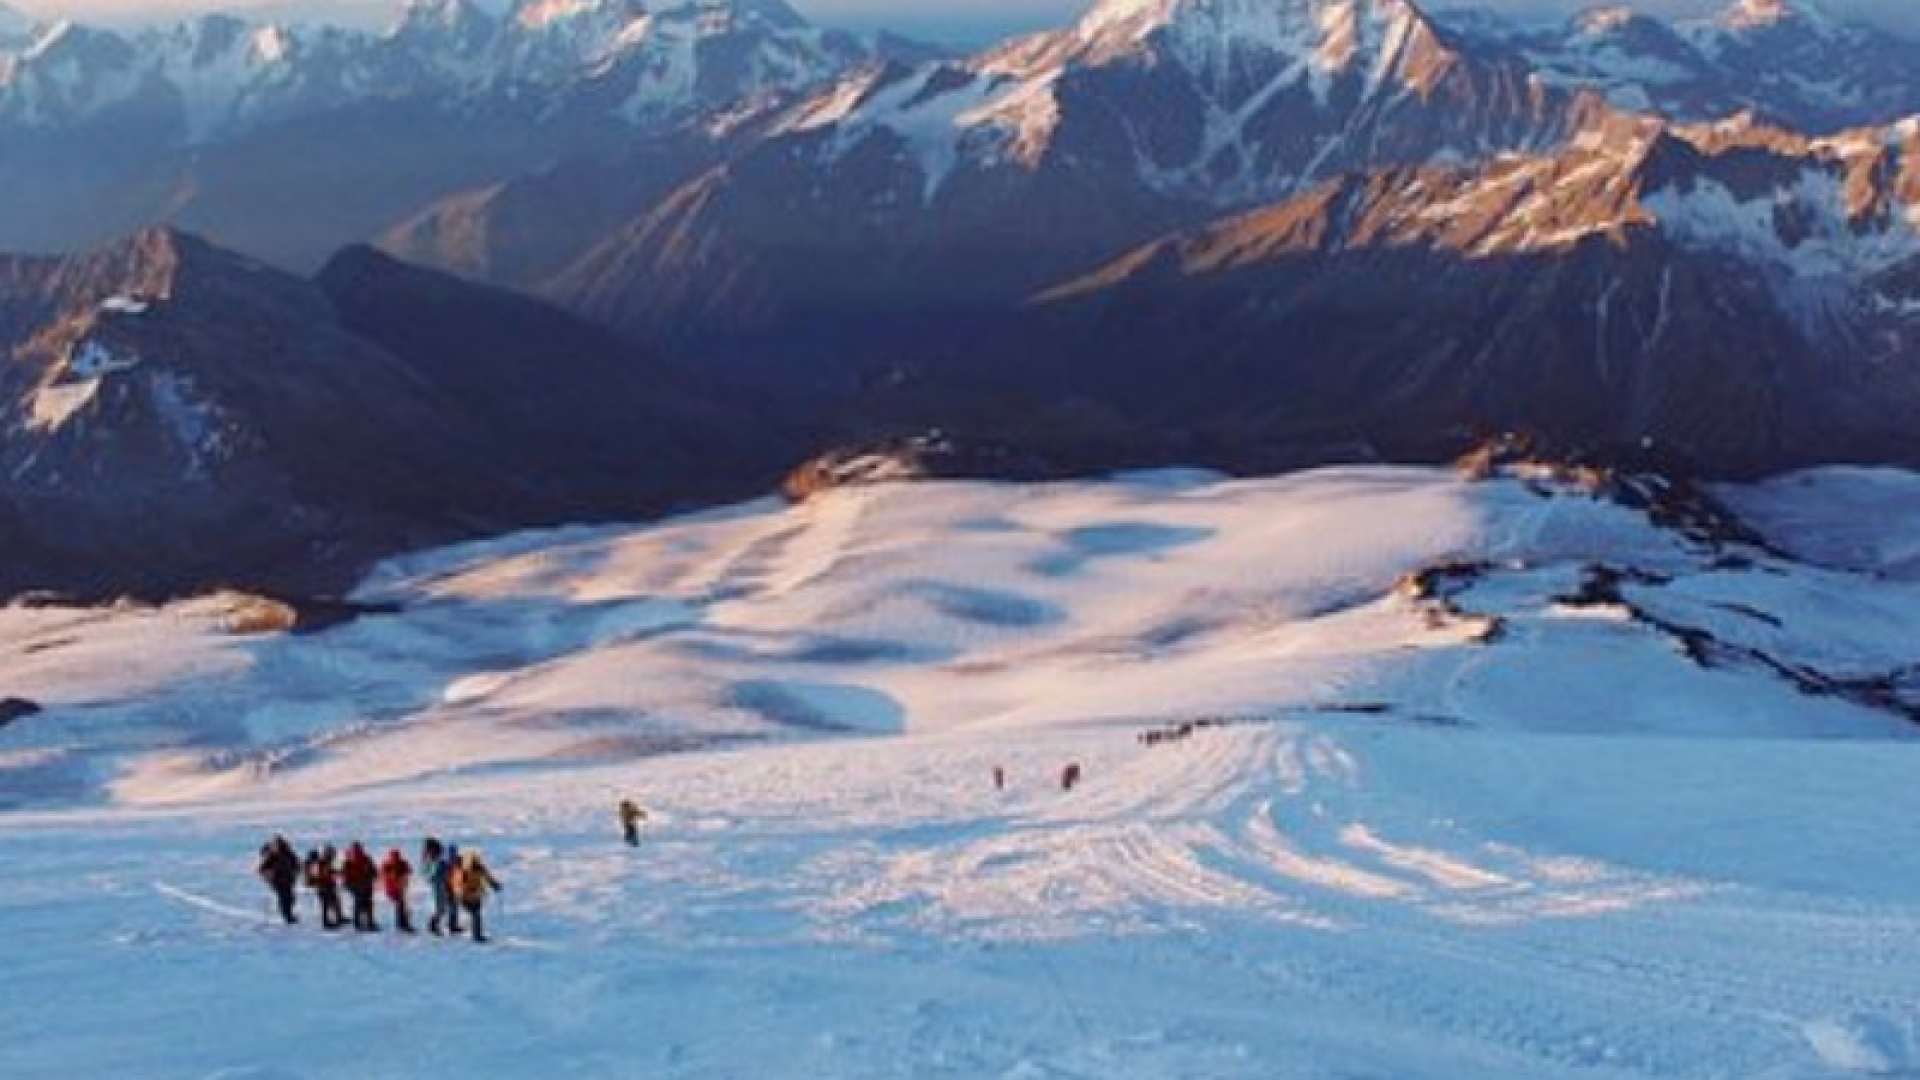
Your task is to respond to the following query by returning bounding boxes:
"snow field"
[4,712,1919,1077]
[4,465,1920,1076]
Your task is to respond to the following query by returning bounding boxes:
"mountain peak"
[1076,0,1432,46]
[718,0,810,31]
[394,0,497,37]
[1058,0,1445,85]
[508,0,646,32]
[84,227,235,299]
[1715,0,1833,33]
[108,224,195,270]
[1572,6,1640,36]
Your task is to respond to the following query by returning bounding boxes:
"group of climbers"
[255,834,502,943]
[254,798,653,944]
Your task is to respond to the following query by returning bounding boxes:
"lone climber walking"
[619,799,648,847]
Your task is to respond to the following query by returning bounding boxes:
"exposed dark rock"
[1394,561,1506,643]
[782,433,1071,503]
[0,697,41,728]
[1556,565,1674,609]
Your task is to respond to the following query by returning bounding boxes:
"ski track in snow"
[4,466,1920,1077]
[5,717,1919,1078]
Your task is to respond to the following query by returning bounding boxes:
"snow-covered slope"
[3,465,1920,1078]
[1721,467,1920,579]
[3,464,1914,808]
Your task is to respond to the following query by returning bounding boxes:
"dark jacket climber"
[306,846,345,930]
[256,835,301,925]
[426,839,461,936]
[341,843,380,932]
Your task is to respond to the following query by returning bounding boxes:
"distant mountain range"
[392,0,1920,465]
[4,0,1920,598]
[0,0,934,266]
[6,0,1916,269]
[1452,0,1920,130]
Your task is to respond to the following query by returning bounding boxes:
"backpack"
[455,857,492,905]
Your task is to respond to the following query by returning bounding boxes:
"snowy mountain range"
[515,0,1599,364]
[382,0,1920,344]
[7,0,1920,596]
[1453,0,1920,131]
[0,0,900,138]
[0,0,930,265]
[6,0,1915,269]
[375,0,1920,480]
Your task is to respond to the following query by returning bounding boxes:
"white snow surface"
[1645,165,1920,281]
[3,465,1920,1078]
[1723,466,1920,579]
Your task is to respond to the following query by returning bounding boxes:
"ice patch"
[67,339,140,378]
[98,294,150,315]
[731,679,905,734]
[1804,1013,1920,1075]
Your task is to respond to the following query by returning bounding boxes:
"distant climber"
[256,835,301,925]
[341,843,380,932]
[305,845,345,930]
[449,849,502,944]
[424,838,461,936]
[1060,762,1082,792]
[993,766,1006,791]
[619,799,648,847]
[381,849,415,934]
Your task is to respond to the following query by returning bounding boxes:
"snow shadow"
[909,582,1065,629]
[1028,523,1214,577]
[730,680,906,735]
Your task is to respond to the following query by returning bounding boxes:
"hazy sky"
[12,0,1920,41]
